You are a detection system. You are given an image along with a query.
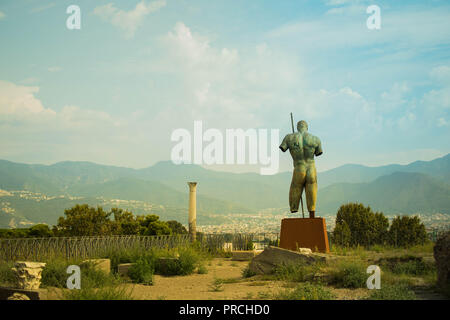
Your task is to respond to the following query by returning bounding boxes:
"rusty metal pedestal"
[279,218,330,253]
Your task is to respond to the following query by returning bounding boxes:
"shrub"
[334,203,389,247]
[209,278,224,292]
[367,284,416,300]
[41,259,78,288]
[379,256,435,276]
[155,247,200,276]
[0,262,16,287]
[275,282,335,300]
[242,266,256,278]
[80,262,120,288]
[197,264,208,274]
[128,258,154,285]
[330,260,367,288]
[388,216,427,247]
[274,261,322,282]
[41,258,120,289]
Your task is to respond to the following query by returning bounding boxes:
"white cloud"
[380,83,410,112]
[267,6,450,52]
[0,81,122,129]
[0,81,55,118]
[93,0,166,38]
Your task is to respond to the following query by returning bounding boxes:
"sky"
[0,0,449,173]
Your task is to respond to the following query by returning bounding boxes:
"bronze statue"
[280,120,323,218]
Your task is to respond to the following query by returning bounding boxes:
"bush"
[155,247,201,276]
[80,262,120,288]
[379,256,435,276]
[275,282,335,300]
[388,216,427,247]
[41,259,78,288]
[242,265,257,278]
[333,203,389,247]
[367,284,416,300]
[330,260,367,288]
[41,258,120,289]
[274,262,322,282]
[128,258,154,285]
[197,264,208,274]
[0,262,16,287]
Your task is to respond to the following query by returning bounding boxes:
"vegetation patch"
[274,261,323,283]
[0,261,16,287]
[367,284,416,300]
[378,256,435,276]
[275,282,335,300]
[329,260,367,289]
[128,258,154,285]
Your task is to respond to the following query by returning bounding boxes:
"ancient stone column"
[11,261,46,290]
[188,182,198,242]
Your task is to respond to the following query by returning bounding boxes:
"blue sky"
[0,0,449,173]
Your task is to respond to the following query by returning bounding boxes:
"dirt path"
[128,258,283,300]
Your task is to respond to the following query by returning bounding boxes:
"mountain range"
[0,154,449,228]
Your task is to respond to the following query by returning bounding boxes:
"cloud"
[93,0,166,38]
[0,80,167,167]
[267,6,450,52]
[0,81,121,129]
[0,81,55,119]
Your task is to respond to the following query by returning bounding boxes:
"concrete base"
[0,287,41,300]
[248,246,328,275]
[279,218,330,253]
[231,250,260,261]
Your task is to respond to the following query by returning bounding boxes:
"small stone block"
[81,259,111,274]
[117,263,134,276]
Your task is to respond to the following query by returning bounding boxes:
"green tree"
[166,220,188,234]
[334,203,389,247]
[139,215,171,236]
[388,215,427,247]
[27,224,53,237]
[333,221,351,246]
[111,208,141,235]
[56,204,114,236]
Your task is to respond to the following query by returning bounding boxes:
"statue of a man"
[279,120,323,218]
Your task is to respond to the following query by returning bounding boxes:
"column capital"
[188,182,198,189]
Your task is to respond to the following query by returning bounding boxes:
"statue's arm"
[279,135,289,152]
[314,137,323,156]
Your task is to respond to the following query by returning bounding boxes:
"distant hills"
[319,171,450,214]
[0,154,449,228]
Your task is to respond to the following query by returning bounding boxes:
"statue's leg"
[289,168,305,213]
[305,166,318,218]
